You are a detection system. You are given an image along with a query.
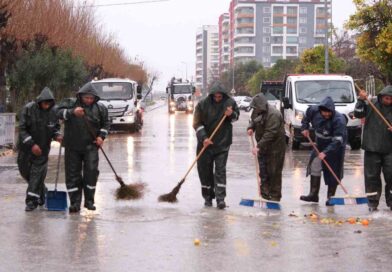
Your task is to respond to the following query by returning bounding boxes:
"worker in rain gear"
[247,93,286,201]
[355,86,392,211]
[300,96,347,206]
[193,83,239,209]
[17,87,62,211]
[57,82,109,213]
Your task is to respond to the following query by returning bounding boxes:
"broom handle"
[306,135,349,194]
[82,116,124,185]
[354,83,392,129]
[54,144,62,191]
[181,114,227,181]
[250,136,262,198]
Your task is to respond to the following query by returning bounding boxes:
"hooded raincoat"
[56,82,109,209]
[193,84,239,201]
[301,96,347,186]
[17,87,61,205]
[354,86,392,207]
[247,93,286,201]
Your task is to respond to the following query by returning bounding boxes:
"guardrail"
[0,113,16,147]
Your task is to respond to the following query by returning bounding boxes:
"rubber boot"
[217,199,226,210]
[204,196,213,207]
[84,201,96,211]
[325,184,337,206]
[300,176,320,202]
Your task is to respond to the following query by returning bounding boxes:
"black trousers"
[17,151,48,205]
[364,151,392,207]
[64,145,99,207]
[258,151,285,201]
[197,148,229,201]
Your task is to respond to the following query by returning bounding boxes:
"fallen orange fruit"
[347,217,356,224]
[361,219,369,226]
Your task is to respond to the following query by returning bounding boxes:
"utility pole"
[324,0,330,74]
[231,59,235,96]
[181,61,188,81]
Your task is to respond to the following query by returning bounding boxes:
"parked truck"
[281,74,362,150]
[166,78,195,114]
[91,78,143,132]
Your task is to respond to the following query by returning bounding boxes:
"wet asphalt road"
[0,102,392,272]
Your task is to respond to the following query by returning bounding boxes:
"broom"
[158,114,227,203]
[306,135,369,205]
[83,116,145,200]
[354,83,392,130]
[239,136,280,210]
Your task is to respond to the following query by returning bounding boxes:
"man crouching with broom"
[57,82,109,213]
[193,82,239,209]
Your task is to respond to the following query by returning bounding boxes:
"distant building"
[195,25,219,94]
[217,0,331,70]
[219,13,231,75]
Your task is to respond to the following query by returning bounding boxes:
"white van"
[282,74,362,150]
[91,78,143,132]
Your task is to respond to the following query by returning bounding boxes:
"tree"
[347,0,392,84]
[295,45,345,74]
[8,46,87,110]
[219,60,262,96]
[246,59,299,95]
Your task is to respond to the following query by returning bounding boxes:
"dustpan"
[46,145,68,211]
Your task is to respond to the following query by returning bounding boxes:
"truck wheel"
[292,139,301,150]
[349,138,361,150]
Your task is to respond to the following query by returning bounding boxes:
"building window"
[300,27,307,34]
[272,46,283,54]
[263,37,271,43]
[287,36,298,44]
[287,6,298,16]
[273,6,284,14]
[262,57,270,63]
[273,27,283,34]
[263,17,271,24]
[287,27,298,34]
[263,46,271,53]
[263,7,271,13]
[272,36,283,44]
[299,17,307,24]
[263,27,271,34]
[286,46,298,54]
[300,7,307,14]
[299,37,307,44]
[315,37,325,44]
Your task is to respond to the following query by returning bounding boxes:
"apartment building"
[223,0,331,69]
[195,25,219,93]
[219,13,231,75]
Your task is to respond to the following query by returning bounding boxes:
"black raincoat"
[354,86,392,207]
[301,96,347,186]
[193,84,239,201]
[56,82,110,209]
[17,87,61,205]
[247,93,286,201]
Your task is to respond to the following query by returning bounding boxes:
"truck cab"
[166,78,196,114]
[91,78,143,132]
[281,74,362,150]
[260,80,284,111]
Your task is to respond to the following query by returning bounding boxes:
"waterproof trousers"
[258,150,285,201]
[197,148,229,202]
[17,151,48,205]
[64,145,99,208]
[364,151,392,208]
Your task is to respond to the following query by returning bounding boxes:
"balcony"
[237,13,254,19]
[237,23,254,29]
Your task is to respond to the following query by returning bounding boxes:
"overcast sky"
[82,0,356,90]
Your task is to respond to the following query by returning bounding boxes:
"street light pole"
[324,0,330,74]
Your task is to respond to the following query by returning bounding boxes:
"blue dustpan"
[46,146,68,211]
[240,198,281,210]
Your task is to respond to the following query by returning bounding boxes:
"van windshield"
[295,80,354,104]
[173,85,192,94]
[93,82,133,100]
